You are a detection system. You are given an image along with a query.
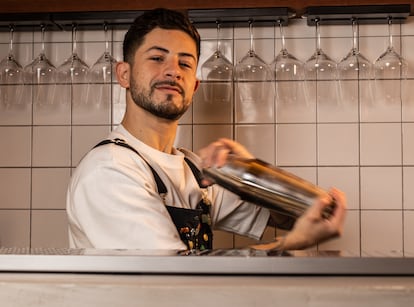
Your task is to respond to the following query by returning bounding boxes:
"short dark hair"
[123,8,201,64]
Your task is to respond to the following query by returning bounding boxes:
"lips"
[153,81,184,95]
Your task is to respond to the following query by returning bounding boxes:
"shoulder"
[177,147,202,168]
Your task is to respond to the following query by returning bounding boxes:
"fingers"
[327,187,347,234]
[198,138,254,168]
[198,140,231,168]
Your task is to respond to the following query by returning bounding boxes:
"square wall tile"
[360,91,402,122]
[0,210,30,247]
[276,123,316,166]
[235,81,275,123]
[318,82,360,123]
[0,126,31,167]
[360,123,402,166]
[193,124,232,152]
[0,168,31,209]
[175,125,193,150]
[402,36,414,79]
[0,104,32,126]
[317,123,359,166]
[361,210,403,255]
[276,85,316,124]
[112,85,126,124]
[403,167,414,210]
[193,84,233,124]
[235,124,275,163]
[178,103,192,125]
[403,211,414,255]
[33,126,71,167]
[319,210,360,255]
[33,94,72,125]
[32,168,71,209]
[72,125,111,166]
[361,167,402,210]
[403,123,414,165]
[72,97,112,125]
[318,167,360,210]
[402,79,414,122]
[31,210,69,248]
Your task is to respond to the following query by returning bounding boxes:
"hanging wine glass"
[304,19,339,107]
[0,25,24,108]
[234,20,273,122]
[200,21,233,103]
[271,19,305,105]
[374,18,408,105]
[85,23,118,109]
[24,24,56,108]
[337,19,373,105]
[55,24,89,107]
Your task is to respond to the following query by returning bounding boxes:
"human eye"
[179,59,195,70]
[149,55,164,63]
[179,61,192,68]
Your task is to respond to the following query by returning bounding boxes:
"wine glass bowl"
[373,19,408,105]
[337,20,373,104]
[234,21,273,106]
[200,22,233,104]
[55,24,89,107]
[272,20,305,105]
[0,26,24,108]
[86,24,118,109]
[24,24,56,108]
[201,50,233,103]
[304,20,339,106]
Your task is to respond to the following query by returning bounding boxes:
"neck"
[121,104,178,154]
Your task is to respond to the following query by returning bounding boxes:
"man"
[66,8,346,251]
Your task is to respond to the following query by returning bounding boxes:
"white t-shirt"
[66,125,270,250]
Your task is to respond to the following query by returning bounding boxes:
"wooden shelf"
[0,0,412,16]
[0,0,411,31]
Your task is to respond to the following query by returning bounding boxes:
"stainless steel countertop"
[0,248,413,275]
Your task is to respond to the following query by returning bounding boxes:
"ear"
[116,61,131,89]
[193,78,200,92]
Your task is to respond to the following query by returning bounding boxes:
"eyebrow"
[146,46,197,62]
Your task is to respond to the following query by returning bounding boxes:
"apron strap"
[94,138,168,194]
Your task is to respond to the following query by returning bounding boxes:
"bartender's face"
[125,27,200,120]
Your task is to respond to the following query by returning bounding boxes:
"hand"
[252,187,347,251]
[197,138,254,169]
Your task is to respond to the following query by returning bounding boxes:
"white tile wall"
[0,16,413,255]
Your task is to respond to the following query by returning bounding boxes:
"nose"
[163,58,182,80]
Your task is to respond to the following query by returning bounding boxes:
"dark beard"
[130,78,190,121]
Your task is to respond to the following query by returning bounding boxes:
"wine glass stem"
[40,24,46,55]
[8,25,14,56]
[315,19,321,51]
[279,20,286,50]
[72,24,78,55]
[351,19,358,52]
[248,20,254,53]
[388,18,393,49]
[216,21,221,52]
[104,23,110,54]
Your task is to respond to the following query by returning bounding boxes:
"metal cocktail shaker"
[203,156,335,219]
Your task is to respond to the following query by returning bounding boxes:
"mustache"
[152,80,185,95]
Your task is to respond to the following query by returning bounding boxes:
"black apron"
[94,138,213,250]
